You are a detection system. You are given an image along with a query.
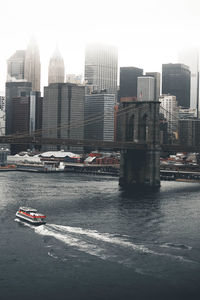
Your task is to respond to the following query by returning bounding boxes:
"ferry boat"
[16,207,46,225]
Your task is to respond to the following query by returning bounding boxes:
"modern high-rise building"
[137,77,155,101]
[159,94,179,133]
[84,43,118,96]
[120,67,143,99]
[5,82,32,135]
[84,94,115,142]
[24,37,41,92]
[162,64,191,108]
[48,47,65,84]
[29,91,43,135]
[7,50,25,81]
[42,83,85,151]
[146,72,160,100]
[178,49,199,109]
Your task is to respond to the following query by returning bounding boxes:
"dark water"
[1,172,200,300]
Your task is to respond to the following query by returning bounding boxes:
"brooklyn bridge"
[1,100,200,189]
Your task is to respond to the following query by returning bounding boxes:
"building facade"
[42,83,85,151]
[137,76,155,101]
[66,74,83,84]
[29,91,43,135]
[24,37,41,92]
[146,72,160,100]
[159,94,179,133]
[0,96,5,111]
[179,119,200,147]
[7,50,25,81]
[84,94,115,142]
[120,67,143,99]
[162,63,191,108]
[48,47,65,84]
[5,82,32,135]
[178,49,199,109]
[84,43,118,96]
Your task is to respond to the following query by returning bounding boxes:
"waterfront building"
[145,72,161,100]
[84,43,118,96]
[120,67,143,99]
[42,83,85,152]
[137,76,155,101]
[7,50,25,81]
[24,37,41,92]
[162,63,191,108]
[178,49,199,109]
[48,47,65,84]
[159,94,179,133]
[84,93,115,142]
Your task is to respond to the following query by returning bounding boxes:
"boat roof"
[19,206,37,212]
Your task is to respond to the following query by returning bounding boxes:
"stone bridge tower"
[117,99,160,189]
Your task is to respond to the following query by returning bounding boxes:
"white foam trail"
[47,251,58,259]
[35,225,110,261]
[40,224,192,263]
[47,224,154,254]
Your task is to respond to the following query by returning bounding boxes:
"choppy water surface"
[1,172,200,300]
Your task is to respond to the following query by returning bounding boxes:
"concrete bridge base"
[117,100,161,190]
[119,148,160,190]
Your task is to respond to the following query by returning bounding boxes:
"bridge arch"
[126,114,135,142]
[139,113,149,142]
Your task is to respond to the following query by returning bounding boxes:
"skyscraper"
[48,47,65,84]
[178,49,199,109]
[42,83,85,151]
[84,94,115,142]
[159,94,179,133]
[24,37,41,92]
[7,50,25,81]
[137,77,155,101]
[146,72,160,100]
[5,81,32,135]
[120,67,143,99]
[162,64,191,108]
[84,43,118,96]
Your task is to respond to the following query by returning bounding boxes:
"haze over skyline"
[0,0,200,93]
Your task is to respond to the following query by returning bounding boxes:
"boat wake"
[15,219,193,268]
[34,223,193,265]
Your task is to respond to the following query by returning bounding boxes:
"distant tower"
[24,37,41,92]
[84,43,118,96]
[7,50,25,81]
[178,49,199,109]
[120,67,143,100]
[162,63,191,108]
[137,77,155,101]
[48,47,65,84]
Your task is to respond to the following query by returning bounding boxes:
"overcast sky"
[0,0,200,93]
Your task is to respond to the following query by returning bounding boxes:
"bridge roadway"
[1,135,200,153]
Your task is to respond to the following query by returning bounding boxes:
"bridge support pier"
[117,100,160,190]
[119,148,160,189]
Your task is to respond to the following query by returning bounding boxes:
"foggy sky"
[0,0,200,93]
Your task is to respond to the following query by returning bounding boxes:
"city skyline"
[0,0,200,93]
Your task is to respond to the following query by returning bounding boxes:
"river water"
[1,172,200,300]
